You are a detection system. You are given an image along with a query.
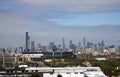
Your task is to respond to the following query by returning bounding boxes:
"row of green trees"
[0,60,14,69]
[1,57,120,76]
[43,59,84,67]
[90,59,120,76]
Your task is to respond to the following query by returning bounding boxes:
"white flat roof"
[26,67,107,77]
[26,67,101,72]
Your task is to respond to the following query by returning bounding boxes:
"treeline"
[90,59,120,76]
[43,59,85,67]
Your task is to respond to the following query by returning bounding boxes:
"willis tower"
[25,32,30,52]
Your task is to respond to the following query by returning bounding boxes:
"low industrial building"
[15,51,76,63]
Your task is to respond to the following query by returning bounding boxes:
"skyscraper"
[49,42,55,50]
[19,46,23,53]
[83,37,86,52]
[69,40,73,49]
[78,41,81,49]
[94,44,97,51]
[118,46,120,53]
[62,38,65,51]
[31,41,35,52]
[101,40,105,52]
[37,43,41,51]
[87,42,93,48]
[25,32,30,52]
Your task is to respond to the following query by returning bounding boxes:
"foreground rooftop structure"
[26,67,107,77]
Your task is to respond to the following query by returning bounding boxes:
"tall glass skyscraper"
[25,32,30,52]
[31,41,35,52]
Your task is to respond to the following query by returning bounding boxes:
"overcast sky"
[0,0,120,48]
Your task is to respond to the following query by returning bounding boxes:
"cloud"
[0,0,120,22]
[0,0,120,47]
[18,0,120,13]
[0,11,120,47]
[1,0,120,16]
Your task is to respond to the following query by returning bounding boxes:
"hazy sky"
[0,0,120,48]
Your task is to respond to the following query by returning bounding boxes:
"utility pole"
[2,48,5,68]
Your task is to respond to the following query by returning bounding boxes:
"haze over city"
[0,0,120,48]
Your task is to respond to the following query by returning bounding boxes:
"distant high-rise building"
[100,40,105,52]
[94,44,97,51]
[118,46,120,53]
[78,41,81,49]
[69,40,73,49]
[28,37,30,51]
[49,42,55,50]
[83,38,86,52]
[62,38,66,51]
[25,32,30,52]
[109,45,115,48]
[37,43,41,51]
[58,44,61,49]
[41,46,47,52]
[19,46,23,53]
[49,42,58,52]
[87,42,93,48]
[69,40,76,53]
[31,41,35,52]
[97,43,101,52]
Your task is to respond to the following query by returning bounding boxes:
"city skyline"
[0,0,120,47]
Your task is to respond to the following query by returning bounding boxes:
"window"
[74,72,78,74]
[66,72,70,74]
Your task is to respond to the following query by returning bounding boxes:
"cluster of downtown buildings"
[1,32,120,63]
[0,32,118,77]
[15,32,120,63]
[24,32,120,54]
